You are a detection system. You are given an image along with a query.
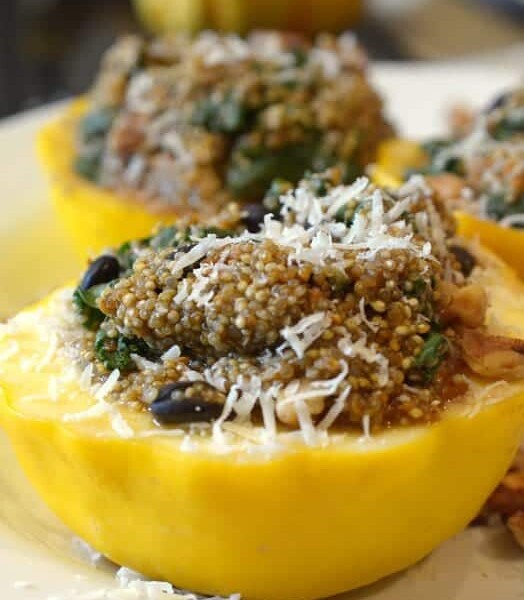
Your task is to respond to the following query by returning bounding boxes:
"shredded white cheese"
[161,344,182,361]
[361,414,371,439]
[338,336,389,387]
[278,312,331,359]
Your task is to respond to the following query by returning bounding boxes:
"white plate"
[0,63,523,599]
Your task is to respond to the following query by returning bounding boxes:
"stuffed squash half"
[1,171,524,600]
[39,31,392,258]
[374,87,524,277]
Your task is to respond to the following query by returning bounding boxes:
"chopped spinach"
[340,161,361,184]
[291,47,308,67]
[115,240,139,272]
[149,226,187,250]
[192,94,249,134]
[227,139,322,199]
[413,332,449,383]
[422,139,452,161]
[95,329,155,372]
[305,171,331,197]
[327,270,352,295]
[420,139,464,176]
[410,278,427,298]
[73,285,106,331]
[491,113,524,141]
[80,108,116,142]
[485,193,524,225]
[74,152,102,182]
[193,225,235,238]
[334,201,364,226]
[263,178,293,214]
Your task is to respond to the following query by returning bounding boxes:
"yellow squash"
[373,139,524,278]
[132,0,362,35]
[37,100,179,259]
[1,254,524,600]
[456,211,524,279]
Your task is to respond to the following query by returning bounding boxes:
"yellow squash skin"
[1,256,524,600]
[373,139,524,279]
[37,100,179,259]
[456,211,524,279]
[132,0,362,35]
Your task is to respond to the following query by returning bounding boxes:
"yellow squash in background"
[0,253,524,600]
[373,139,524,279]
[37,100,180,259]
[133,0,362,35]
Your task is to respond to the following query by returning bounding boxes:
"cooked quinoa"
[62,168,496,438]
[75,31,393,213]
[423,87,524,227]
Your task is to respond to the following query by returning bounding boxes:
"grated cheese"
[259,385,279,440]
[318,386,350,431]
[161,344,181,361]
[499,214,524,228]
[131,354,160,372]
[361,414,371,439]
[358,297,378,333]
[278,312,331,359]
[338,336,389,387]
[170,236,231,279]
[294,397,319,446]
[47,555,241,599]
[79,363,94,390]
[231,376,262,422]
[212,385,240,444]
[95,369,121,401]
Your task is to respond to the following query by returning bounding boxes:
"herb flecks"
[412,332,450,383]
[95,329,155,372]
[73,286,106,331]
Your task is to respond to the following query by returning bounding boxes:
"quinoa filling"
[74,31,392,213]
[420,87,524,227]
[56,168,524,440]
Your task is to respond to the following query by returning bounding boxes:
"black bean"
[150,382,225,425]
[80,255,121,290]
[450,245,476,277]
[241,203,268,233]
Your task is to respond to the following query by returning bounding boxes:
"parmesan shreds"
[294,397,319,446]
[109,410,134,439]
[358,297,378,333]
[131,354,160,372]
[232,376,262,422]
[318,386,350,431]
[278,312,331,359]
[161,344,182,361]
[259,385,279,440]
[79,363,94,390]
[95,369,121,401]
[36,331,58,371]
[212,385,240,443]
[361,414,371,439]
[63,401,111,423]
[499,214,524,228]
[170,236,231,278]
[338,336,389,387]
[269,175,442,268]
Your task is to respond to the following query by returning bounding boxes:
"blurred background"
[0,0,523,118]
